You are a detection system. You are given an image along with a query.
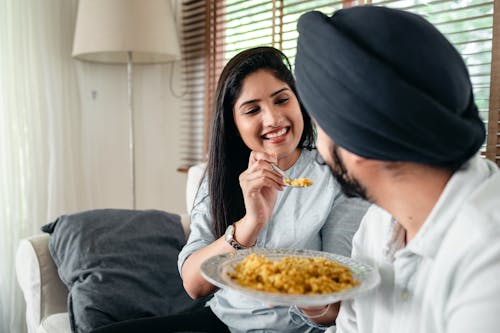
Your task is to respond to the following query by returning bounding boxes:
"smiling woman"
[175,46,370,332]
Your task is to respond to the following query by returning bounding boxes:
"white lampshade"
[72,0,181,64]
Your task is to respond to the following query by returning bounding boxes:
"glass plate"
[200,248,380,306]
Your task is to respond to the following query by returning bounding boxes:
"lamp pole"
[72,0,181,210]
[127,51,136,209]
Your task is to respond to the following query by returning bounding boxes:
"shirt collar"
[383,218,405,262]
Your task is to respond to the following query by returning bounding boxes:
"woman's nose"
[263,106,283,126]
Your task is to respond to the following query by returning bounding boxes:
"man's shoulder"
[441,158,500,249]
[440,172,500,265]
[452,169,500,242]
[466,169,500,219]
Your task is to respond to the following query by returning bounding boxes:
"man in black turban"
[295,6,500,333]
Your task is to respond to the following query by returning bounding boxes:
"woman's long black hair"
[207,46,315,238]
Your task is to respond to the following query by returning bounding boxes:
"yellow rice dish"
[284,178,313,187]
[228,253,360,294]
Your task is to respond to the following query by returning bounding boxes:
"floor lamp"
[72,0,181,209]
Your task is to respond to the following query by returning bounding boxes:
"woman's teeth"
[265,128,287,139]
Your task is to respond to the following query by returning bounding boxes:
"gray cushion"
[42,209,205,333]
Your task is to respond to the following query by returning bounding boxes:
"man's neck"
[372,166,453,243]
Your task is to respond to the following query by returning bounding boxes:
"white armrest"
[180,213,191,238]
[183,163,205,239]
[16,234,68,333]
[186,163,206,214]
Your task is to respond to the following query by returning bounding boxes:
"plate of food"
[200,248,380,306]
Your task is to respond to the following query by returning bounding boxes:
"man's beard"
[330,145,370,201]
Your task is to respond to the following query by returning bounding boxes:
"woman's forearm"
[181,237,234,299]
[181,217,264,299]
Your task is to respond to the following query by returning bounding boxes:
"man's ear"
[351,153,365,165]
[337,147,364,166]
[339,148,380,171]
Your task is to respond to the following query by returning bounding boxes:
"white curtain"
[0,0,85,332]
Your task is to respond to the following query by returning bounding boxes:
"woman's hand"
[240,151,284,224]
[182,152,284,298]
[235,151,284,245]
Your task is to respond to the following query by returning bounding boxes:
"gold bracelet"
[301,304,330,319]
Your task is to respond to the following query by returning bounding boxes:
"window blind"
[371,0,498,165]
[178,0,207,170]
[179,0,499,169]
[487,1,499,165]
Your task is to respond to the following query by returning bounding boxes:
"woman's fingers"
[248,151,278,168]
[240,162,284,191]
[247,153,284,183]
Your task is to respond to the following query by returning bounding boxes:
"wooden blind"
[179,0,500,169]
[487,0,500,165]
[179,0,207,170]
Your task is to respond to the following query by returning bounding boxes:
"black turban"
[295,6,485,168]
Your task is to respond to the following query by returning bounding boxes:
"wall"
[75,57,187,215]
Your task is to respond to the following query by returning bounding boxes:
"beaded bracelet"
[301,304,330,319]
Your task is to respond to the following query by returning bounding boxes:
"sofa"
[16,164,336,333]
[15,164,206,333]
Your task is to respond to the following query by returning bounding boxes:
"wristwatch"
[224,223,249,250]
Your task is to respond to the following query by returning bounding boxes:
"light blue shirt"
[178,149,369,333]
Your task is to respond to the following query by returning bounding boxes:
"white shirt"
[336,155,500,333]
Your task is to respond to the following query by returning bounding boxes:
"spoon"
[270,163,313,188]
[270,163,292,181]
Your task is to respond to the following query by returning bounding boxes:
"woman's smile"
[262,127,289,143]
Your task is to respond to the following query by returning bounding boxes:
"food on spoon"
[284,178,313,187]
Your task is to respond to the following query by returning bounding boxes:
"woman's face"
[233,69,304,162]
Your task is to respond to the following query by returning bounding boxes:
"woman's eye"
[243,106,260,115]
[276,97,289,105]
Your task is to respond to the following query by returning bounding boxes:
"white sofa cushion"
[38,313,71,333]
